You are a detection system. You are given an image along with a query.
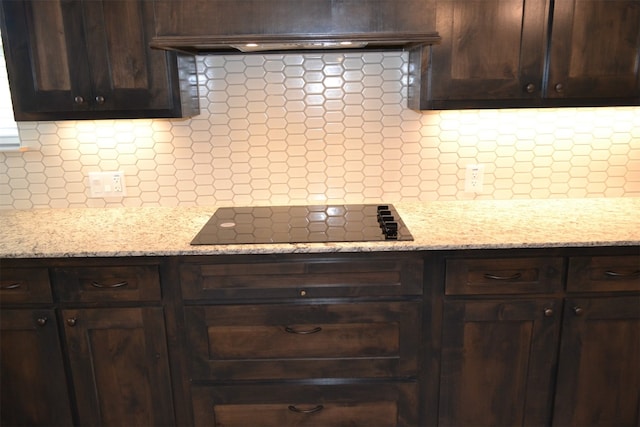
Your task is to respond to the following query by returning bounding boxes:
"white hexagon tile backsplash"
[1,51,639,209]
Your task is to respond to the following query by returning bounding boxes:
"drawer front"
[180,253,423,300]
[52,265,161,302]
[445,257,564,295]
[185,302,421,380]
[567,255,640,292]
[191,382,419,427]
[0,267,52,304]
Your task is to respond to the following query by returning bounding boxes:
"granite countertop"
[0,198,638,258]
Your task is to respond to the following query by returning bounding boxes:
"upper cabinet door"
[0,0,92,116]
[0,0,199,121]
[427,0,549,108]
[547,0,640,103]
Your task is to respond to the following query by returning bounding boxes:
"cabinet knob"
[543,308,554,317]
[573,307,584,316]
[95,95,105,104]
[525,83,536,93]
[36,317,48,326]
[74,96,84,104]
[554,83,564,93]
[66,317,78,327]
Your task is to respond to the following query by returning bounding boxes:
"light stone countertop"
[0,198,638,258]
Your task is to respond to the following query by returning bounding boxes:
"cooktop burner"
[190,204,413,245]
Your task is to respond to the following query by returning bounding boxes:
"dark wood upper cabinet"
[410,0,640,109]
[547,0,640,103]
[0,0,199,121]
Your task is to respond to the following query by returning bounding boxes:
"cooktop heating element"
[191,204,413,245]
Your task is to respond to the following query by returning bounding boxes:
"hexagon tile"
[1,51,639,209]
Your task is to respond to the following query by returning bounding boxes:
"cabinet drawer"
[567,255,640,292]
[191,382,419,427]
[52,265,161,302]
[180,253,423,300]
[185,302,421,380]
[0,268,52,304]
[445,257,564,295]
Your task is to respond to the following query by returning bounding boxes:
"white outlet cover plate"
[88,171,126,198]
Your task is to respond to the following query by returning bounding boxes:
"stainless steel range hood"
[151,0,440,54]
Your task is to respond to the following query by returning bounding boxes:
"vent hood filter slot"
[231,41,369,53]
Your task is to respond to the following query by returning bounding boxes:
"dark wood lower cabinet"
[1,248,638,426]
[61,307,175,426]
[552,296,640,427]
[0,309,74,426]
[438,299,561,427]
[191,382,419,427]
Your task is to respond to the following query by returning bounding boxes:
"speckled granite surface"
[0,198,638,258]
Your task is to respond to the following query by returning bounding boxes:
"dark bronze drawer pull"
[91,280,128,289]
[1,283,22,290]
[284,326,322,335]
[288,405,324,414]
[604,270,640,279]
[483,272,523,281]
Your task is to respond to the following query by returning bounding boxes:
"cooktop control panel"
[191,204,414,245]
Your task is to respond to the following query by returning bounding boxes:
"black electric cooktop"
[191,204,413,245]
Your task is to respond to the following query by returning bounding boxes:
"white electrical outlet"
[89,171,126,198]
[465,164,485,193]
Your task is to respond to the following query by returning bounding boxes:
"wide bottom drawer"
[191,382,418,427]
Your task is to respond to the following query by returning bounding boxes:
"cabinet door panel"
[0,309,73,426]
[547,0,640,100]
[439,299,560,427]
[62,307,175,426]
[430,0,548,104]
[0,0,91,115]
[553,296,640,427]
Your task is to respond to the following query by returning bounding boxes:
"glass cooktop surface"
[190,204,413,245]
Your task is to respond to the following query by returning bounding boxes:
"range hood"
[151,0,440,54]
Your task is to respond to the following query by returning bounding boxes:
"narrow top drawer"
[180,253,423,300]
[0,267,52,304]
[445,257,564,295]
[52,265,161,302]
[567,255,640,292]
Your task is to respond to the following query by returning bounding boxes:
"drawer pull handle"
[604,270,640,278]
[484,273,522,281]
[288,405,324,414]
[1,282,22,290]
[284,326,322,335]
[91,280,128,289]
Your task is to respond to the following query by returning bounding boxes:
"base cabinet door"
[0,309,74,426]
[62,307,175,426]
[552,296,640,427]
[191,383,419,427]
[438,299,561,427]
